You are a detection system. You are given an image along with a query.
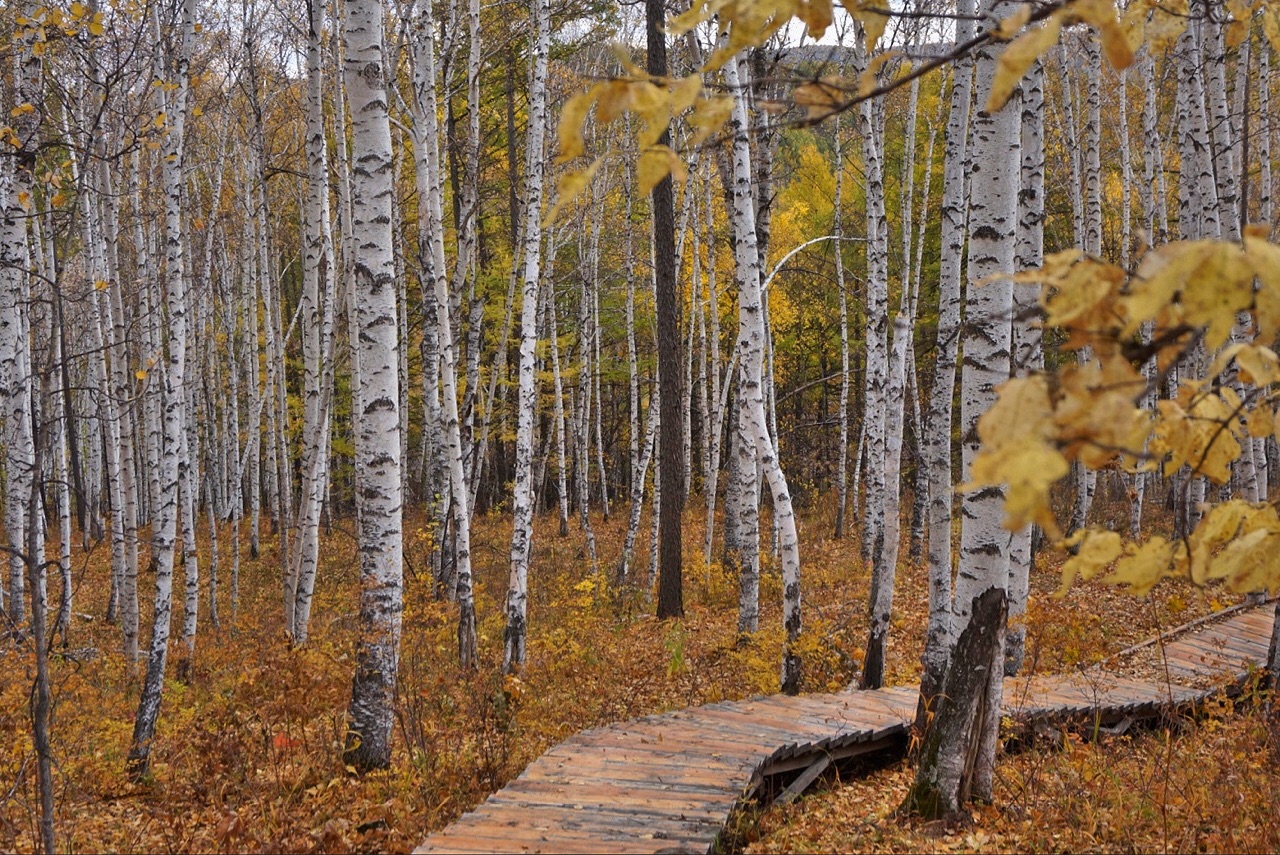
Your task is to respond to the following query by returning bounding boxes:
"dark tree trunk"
[648,0,684,620]
[903,587,1007,820]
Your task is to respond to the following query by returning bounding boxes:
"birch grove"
[5,3,1280,845]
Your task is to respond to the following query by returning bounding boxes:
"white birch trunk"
[833,117,851,541]
[949,0,1020,800]
[1007,59,1045,678]
[342,0,405,772]
[290,0,338,645]
[410,0,477,664]
[858,45,894,689]
[726,52,801,692]
[504,0,550,673]
[128,0,196,778]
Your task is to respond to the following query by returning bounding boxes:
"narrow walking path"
[415,605,1275,854]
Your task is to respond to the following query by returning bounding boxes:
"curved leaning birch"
[725,50,801,694]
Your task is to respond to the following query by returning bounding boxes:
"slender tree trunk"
[727,51,801,692]
[341,0,405,772]
[833,117,851,541]
[1007,59,1045,677]
[411,0,477,665]
[648,0,684,620]
[504,0,550,673]
[858,45,892,687]
[128,0,197,779]
[290,0,338,645]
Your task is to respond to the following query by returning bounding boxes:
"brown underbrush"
[748,689,1280,854]
[0,494,1249,853]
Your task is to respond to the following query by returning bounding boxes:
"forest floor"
[1,490,1273,854]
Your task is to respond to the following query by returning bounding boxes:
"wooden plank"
[744,694,888,722]
[612,716,789,750]
[562,730,760,761]
[534,751,751,783]
[499,778,742,810]
[417,827,701,855]
[514,769,737,797]
[696,703,843,739]
[521,758,740,790]
[1190,631,1267,659]
[1171,634,1240,659]
[774,755,830,807]
[465,798,726,829]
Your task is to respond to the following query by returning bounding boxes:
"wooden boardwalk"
[415,605,1275,854]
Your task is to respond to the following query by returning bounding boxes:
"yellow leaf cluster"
[974,233,1280,597]
[1061,497,1280,596]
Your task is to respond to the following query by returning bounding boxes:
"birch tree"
[726,49,801,693]
[341,0,406,772]
[128,0,197,779]
[288,0,337,645]
[907,0,1019,813]
[918,0,973,722]
[504,0,551,673]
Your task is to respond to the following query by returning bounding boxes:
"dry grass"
[747,690,1280,854]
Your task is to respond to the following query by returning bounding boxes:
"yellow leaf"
[1245,234,1280,341]
[1039,250,1122,333]
[1246,405,1273,439]
[544,157,602,224]
[1059,529,1124,594]
[1146,0,1190,51]
[665,0,721,38]
[858,53,898,98]
[668,75,702,116]
[842,0,889,50]
[94,279,109,291]
[688,96,732,146]
[1234,344,1280,386]
[630,81,671,148]
[555,86,600,164]
[1118,0,1148,51]
[637,145,686,197]
[1070,0,1134,69]
[70,1,87,17]
[994,3,1032,39]
[1263,4,1280,53]
[1129,240,1251,348]
[1106,537,1175,595]
[1188,499,1253,584]
[88,19,104,36]
[135,369,148,380]
[10,103,36,117]
[797,0,833,37]
[985,14,1063,114]
[967,438,1069,534]
[594,80,632,125]
[1207,527,1273,591]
